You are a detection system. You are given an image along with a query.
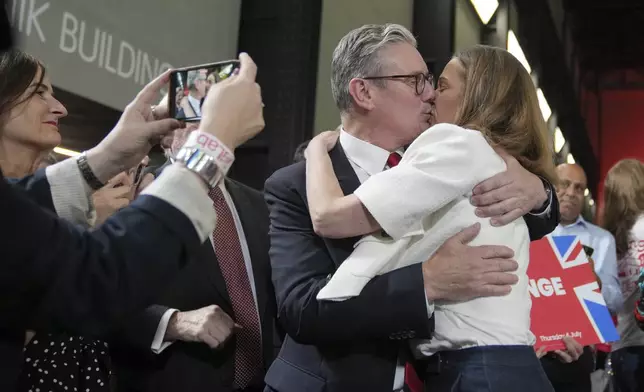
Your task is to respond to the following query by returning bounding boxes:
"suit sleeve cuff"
[141,163,216,243]
[151,309,179,354]
[45,157,94,226]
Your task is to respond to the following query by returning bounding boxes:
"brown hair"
[452,45,557,185]
[0,49,46,129]
[602,159,644,258]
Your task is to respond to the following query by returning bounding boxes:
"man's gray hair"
[187,70,205,90]
[331,23,417,112]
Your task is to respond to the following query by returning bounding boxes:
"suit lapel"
[224,180,270,325]
[323,144,364,267]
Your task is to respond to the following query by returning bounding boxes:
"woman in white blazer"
[305,45,558,391]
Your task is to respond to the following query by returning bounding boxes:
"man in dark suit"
[111,128,280,392]
[262,24,559,392]
[0,53,265,391]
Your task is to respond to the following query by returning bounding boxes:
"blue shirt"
[552,216,621,312]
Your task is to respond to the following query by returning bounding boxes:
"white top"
[317,123,535,356]
[612,215,644,351]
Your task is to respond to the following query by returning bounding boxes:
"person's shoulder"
[226,178,262,197]
[409,123,489,150]
[404,123,497,165]
[265,161,306,194]
[266,161,305,186]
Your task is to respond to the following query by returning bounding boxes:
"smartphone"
[169,60,240,122]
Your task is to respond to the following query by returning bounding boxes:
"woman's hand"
[86,70,182,183]
[305,130,339,160]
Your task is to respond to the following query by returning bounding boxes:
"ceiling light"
[53,147,80,157]
[589,199,595,206]
[567,153,575,164]
[554,127,566,153]
[584,188,589,196]
[536,88,552,121]
[470,0,499,25]
[507,30,531,73]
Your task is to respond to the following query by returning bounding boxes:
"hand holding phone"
[169,60,240,122]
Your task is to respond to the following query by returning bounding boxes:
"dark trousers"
[540,346,593,392]
[611,346,644,392]
[419,345,554,392]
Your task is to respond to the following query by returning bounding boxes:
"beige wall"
[454,0,481,53]
[313,0,414,134]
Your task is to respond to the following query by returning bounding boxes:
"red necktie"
[385,152,423,392]
[387,152,402,168]
[209,186,262,389]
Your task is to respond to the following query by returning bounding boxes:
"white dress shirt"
[150,180,260,353]
[320,124,535,361]
[612,215,644,351]
[551,216,621,312]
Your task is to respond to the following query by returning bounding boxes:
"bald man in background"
[540,163,620,392]
[553,164,620,311]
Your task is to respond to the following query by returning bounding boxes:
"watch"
[175,146,223,189]
[540,178,552,209]
[76,151,105,190]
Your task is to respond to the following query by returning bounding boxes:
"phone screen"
[169,60,240,122]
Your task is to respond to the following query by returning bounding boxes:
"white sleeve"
[141,163,217,243]
[151,309,179,354]
[353,124,506,240]
[45,157,94,226]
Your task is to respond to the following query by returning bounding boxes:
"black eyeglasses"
[362,72,434,95]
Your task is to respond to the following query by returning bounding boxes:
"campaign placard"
[529,235,620,351]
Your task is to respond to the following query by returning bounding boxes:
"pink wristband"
[182,131,235,174]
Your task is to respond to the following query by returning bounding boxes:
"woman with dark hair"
[305,45,558,391]
[0,49,112,392]
[0,50,67,176]
[602,158,644,392]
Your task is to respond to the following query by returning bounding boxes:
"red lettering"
[206,139,220,151]
[196,134,209,148]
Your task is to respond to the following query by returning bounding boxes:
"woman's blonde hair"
[602,159,644,258]
[452,45,557,184]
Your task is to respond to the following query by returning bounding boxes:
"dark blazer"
[262,144,560,392]
[0,168,203,391]
[111,176,281,392]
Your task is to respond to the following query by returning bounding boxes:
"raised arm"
[265,167,433,344]
[306,131,380,238]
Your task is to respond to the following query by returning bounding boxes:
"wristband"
[175,147,224,189]
[182,131,235,175]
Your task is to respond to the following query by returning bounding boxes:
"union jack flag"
[529,235,619,351]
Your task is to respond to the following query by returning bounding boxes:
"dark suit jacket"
[0,168,203,391]
[262,144,560,392]
[111,176,281,392]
